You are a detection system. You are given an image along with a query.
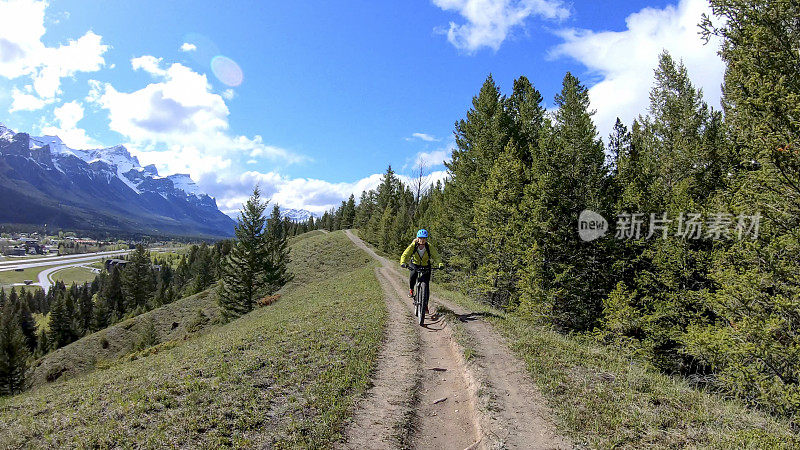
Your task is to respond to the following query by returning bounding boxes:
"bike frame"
[406,262,439,326]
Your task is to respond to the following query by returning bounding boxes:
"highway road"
[35,263,100,294]
[0,249,133,272]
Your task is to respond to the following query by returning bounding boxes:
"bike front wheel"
[417,282,428,326]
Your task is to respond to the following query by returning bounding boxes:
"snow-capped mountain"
[281,208,317,222]
[0,123,234,237]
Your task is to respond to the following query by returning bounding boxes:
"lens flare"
[211,55,243,87]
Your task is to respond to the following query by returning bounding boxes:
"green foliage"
[0,299,30,395]
[470,141,526,307]
[133,317,159,351]
[518,73,611,330]
[121,244,156,310]
[218,188,289,320]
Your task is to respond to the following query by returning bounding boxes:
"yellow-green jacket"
[400,240,441,267]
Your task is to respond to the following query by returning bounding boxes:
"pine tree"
[518,72,610,330]
[0,301,29,395]
[77,284,93,336]
[47,291,74,350]
[15,296,37,352]
[343,194,356,229]
[265,204,291,292]
[218,187,271,319]
[677,0,800,415]
[378,205,394,253]
[507,75,545,167]
[354,191,375,229]
[191,243,215,294]
[376,166,399,212]
[471,140,527,308]
[439,74,512,281]
[122,245,156,310]
[91,295,110,332]
[603,53,725,373]
[102,266,124,317]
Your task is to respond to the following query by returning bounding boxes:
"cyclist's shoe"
[408,289,414,298]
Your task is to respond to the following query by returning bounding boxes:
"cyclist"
[400,229,443,302]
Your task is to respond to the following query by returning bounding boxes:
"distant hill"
[0,123,235,237]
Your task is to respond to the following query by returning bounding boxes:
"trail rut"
[342,230,568,449]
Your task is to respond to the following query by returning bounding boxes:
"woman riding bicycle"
[400,229,443,299]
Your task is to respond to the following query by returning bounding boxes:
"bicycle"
[403,262,441,326]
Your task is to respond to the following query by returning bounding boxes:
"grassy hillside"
[433,286,800,449]
[1,231,385,448]
[28,288,221,387]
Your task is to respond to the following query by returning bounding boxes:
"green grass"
[1,231,386,448]
[288,229,325,244]
[50,265,97,286]
[27,289,222,388]
[432,286,799,449]
[0,266,43,287]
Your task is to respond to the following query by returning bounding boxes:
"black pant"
[409,267,430,291]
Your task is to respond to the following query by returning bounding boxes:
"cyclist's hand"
[401,263,408,269]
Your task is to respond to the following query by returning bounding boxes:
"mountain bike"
[404,262,441,326]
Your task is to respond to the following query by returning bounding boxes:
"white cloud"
[0,0,108,109]
[86,55,309,209]
[407,132,439,142]
[10,87,49,111]
[221,88,235,100]
[180,42,197,52]
[414,149,451,168]
[131,55,166,77]
[215,169,450,217]
[39,100,99,149]
[433,0,569,52]
[551,0,725,136]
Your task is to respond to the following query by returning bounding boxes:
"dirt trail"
[343,230,569,449]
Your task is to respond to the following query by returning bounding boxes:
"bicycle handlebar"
[403,262,442,272]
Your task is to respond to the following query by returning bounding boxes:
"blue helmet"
[416,229,429,238]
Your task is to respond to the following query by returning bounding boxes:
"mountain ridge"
[0,123,235,237]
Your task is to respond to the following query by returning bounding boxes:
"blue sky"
[0,0,724,215]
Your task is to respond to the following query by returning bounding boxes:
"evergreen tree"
[265,204,291,292]
[15,295,37,352]
[191,243,215,294]
[47,292,74,350]
[122,245,155,310]
[77,284,93,336]
[603,53,725,373]
[343,194,357,229]
[103,266,124,317]
[218,187,271,319]
[678,0,800,415]
[471,140,527,308]
[354,191,375,229]
[518,72,610,330]
[439,74,512,281]
[0,301,29,395]
[91,295,110,332]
